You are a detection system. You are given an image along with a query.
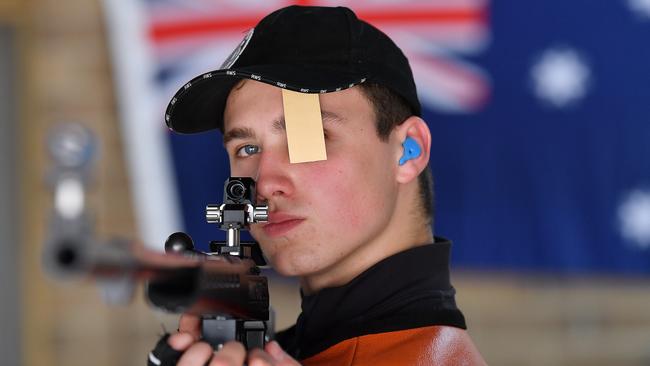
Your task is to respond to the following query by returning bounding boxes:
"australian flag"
[103,0,650,275]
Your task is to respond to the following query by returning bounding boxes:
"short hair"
[358,83,434,225]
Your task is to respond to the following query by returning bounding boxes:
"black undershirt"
[275,238,466,360]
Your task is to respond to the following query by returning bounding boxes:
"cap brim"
[165,64,367,134]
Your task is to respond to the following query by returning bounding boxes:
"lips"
[261,212,304,237]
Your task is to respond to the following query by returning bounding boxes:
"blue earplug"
[399,137,421,166]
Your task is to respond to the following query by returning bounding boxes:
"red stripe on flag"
[294,0,316,5]
[361,9,487,25]
[150,17,259,42]
[149,9,487,42]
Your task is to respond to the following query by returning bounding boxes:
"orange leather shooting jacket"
[302,325,486,366]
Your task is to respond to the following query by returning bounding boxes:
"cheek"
[305,161,388,230]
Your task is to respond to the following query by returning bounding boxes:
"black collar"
[276,238,466,360]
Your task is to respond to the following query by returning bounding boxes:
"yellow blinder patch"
[281,89,327,163]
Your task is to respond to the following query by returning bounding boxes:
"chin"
[270,264,300,277]
[266,249,323,277]
[267,255,304,277]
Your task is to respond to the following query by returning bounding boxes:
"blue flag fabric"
[427,1,650,274]
[166,1,650,274]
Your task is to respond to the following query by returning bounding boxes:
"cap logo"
[220,28,255,69]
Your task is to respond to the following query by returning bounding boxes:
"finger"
[178,313,202,340]
[177,341,213,366]
[264,342,300,365]
[209,341,246,366]
[264,341,285,362]
[168,332,195,351]
[247,348,275,366]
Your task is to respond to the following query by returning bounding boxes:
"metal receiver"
[206,177,268,257]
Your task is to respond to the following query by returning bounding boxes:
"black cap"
[165,5,421,134]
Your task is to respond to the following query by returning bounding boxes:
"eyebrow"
[223,126,255,145]
[223,110,344,145]
[321,110,345,126]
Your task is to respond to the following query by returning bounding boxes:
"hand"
[246,341,302,366]
[168,314,301,366]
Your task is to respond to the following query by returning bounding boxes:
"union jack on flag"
[146,0,492,113]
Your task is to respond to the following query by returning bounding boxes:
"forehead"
[222,80,375,132]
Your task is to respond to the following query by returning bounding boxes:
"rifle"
[43,124,272,353]
[148,177,271,349]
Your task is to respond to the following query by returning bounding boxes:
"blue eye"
[236,144,261,157]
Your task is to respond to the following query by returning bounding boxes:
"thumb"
[178,313,202,340]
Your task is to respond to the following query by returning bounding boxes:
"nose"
[254,145,295,202]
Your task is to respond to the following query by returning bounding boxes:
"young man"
[154,5,486,366]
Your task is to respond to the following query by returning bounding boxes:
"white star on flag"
[627,0,650,19]
[530,46,591,108]
[618,189,650,250]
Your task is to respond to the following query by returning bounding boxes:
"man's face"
[223,81,400,280]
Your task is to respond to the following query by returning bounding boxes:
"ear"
[392,116,431,184]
